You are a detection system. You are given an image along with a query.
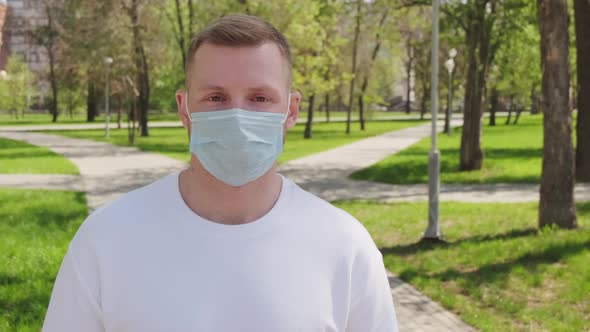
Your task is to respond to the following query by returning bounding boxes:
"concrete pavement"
[0,131,186,210]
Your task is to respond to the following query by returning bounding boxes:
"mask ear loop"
[281,93,291,125]
[185,92,193,121]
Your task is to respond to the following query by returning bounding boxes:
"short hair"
[185,14,292,87]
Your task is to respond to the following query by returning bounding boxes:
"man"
[43,14,397,331]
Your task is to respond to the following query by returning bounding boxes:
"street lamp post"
[104,57,113,138]
[444,48,457,135]
[424,0,442,240]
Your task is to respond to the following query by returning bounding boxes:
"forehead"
[187,42,290,92]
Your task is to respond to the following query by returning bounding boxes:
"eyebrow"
[194,84,226,92]
[194,84,281,96]
[247,85,281,96]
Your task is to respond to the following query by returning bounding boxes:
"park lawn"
[0,137,79,174]
[0,112,182,126]
[351,114,549,184]
[0,110,402,126]
[44,120,426,164]
[0,189,88,331]
[335,200,590,332]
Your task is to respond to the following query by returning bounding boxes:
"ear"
[286,91,301,129]
[176,89,190,130]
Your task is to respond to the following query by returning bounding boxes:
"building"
[0,0,8,70]
[0,0,48,73]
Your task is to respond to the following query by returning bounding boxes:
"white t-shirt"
[43,172,397,332]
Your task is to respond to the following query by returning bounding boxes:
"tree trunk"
[405,39,413,114]
[419,79,429,120]
[87,81,98,122]
[538,0,577,229]
[128,0,150,137]
[530,84,537,114]
[459,2,491,171]
[48,53,59,123]
[574,0,590,182]
[304,94,315,139]
[187,0,194,38]
[357,11,387,131]
[117,95,122,129]
[127,98,137,145]
[358,93,365,130]
[45,4,59,123]
[325,93,330,123]
[174,0,186,68]
[506,95,514,125]
[489,87,498,126]
[346,0,361,135]
[513,105,523,125]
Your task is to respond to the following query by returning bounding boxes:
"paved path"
[277,120,590,203]
[0,131,186,210]
[387,271,476,332]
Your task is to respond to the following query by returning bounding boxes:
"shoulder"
[284,177,379,253]
[70,172,179,252]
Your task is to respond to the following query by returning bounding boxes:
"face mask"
[185,92,291,187]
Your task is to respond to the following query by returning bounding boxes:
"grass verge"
[351,115,548,184]
[335,200,590,332]
[0,189,88,331]
[44,120,426,164]
[0,137,79,174]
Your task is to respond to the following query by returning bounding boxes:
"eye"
[207,95,224,102]
[254,96,270,102]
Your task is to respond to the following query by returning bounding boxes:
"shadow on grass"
[0,191,87,230]
[381,205,590,289]
[381,228,539,257]
[0,150,59,159]
[352,146,543,184]
[428,239,590,285]
[137,143,188,154]
[0,271,52,329]
[577,202,590,215]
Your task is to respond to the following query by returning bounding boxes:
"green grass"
[0,112,183,126]
[352,114,548,184]
[0,189,88,331]
[0,137,79,174]
[335,200,590,332]
[0,110,409,126]
[44,120,427,164]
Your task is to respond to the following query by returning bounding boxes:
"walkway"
[0,131,186,210]
[277,121,590,203]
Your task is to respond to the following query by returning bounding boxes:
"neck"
[178,158,283,225]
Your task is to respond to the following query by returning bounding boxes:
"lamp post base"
[424,150,442,239]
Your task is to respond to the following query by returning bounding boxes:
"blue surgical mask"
[185,93,291,186]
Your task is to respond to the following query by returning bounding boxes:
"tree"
[537,0,577,229]
[0,55,35,119]
[458,1,495,170]
[488,17,541,127]
[574,0,590,182]
[30,0,64,123]
[345,0,361,135]
[434,0,528,170]
[356,0,394,131]
[122,0,152,137]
